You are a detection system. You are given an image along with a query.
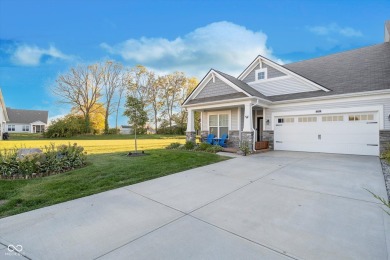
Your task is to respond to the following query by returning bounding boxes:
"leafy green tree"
[123,96,148,153]
[45,115,87,138]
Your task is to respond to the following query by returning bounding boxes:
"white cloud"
[101,21,283,78]
[11,44,73,66]
[308,23,363,37]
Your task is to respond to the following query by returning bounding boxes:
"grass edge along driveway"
[0,150,229,218]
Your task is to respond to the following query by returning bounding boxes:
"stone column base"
[262,131,274,150]
[228,130,240,148]
[200,131,209,143]
[186,131,196,143]
[241,131,254,151]
[380,130,390,154]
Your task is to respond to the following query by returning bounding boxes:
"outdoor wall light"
[266,119,270,125]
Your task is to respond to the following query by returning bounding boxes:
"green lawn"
[0,150,228,218]
[1,134,186,154]
[8,133,185,140]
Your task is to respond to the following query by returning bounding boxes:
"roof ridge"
[284,42,389,66]
[212,69,270,100]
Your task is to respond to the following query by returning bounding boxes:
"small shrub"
[205,145,223,153]
[240,141,251,156]
[381,147,390,163]
[106,128,120,135]
[183,141,195,150]
[0,143,87,179]
[166,142,181,149]
[199,142,212,151]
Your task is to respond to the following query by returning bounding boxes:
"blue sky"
[0,0,389,126]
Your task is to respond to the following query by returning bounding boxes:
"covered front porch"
[185,100,273,151]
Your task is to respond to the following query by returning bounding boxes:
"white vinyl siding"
[248,76,320,96]
[231,108,238,131]
[195,77,238,99]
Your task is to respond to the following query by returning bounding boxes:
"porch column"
[185,108,196,143]
[243,102,253,132]
[241,102,254,151]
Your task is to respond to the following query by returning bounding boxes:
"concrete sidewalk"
[0,151,388,259]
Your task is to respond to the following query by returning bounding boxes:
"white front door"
[274,112,379,156]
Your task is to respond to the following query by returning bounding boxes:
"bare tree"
[54,64,103,132]
[102,61,123,133]
[160,72,187,128]
[176,76,198,131]
[114,83,126,131]
[125,65,151,104]
[147,72,162,133]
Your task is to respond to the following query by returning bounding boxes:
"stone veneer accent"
[201,131,209,142]
[228,130,240,148]
[186,131,196,143]
[262,130,274,150]
[380,130,390,154]
[241,131,254,151]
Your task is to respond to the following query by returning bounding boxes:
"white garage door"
[274,112,379,156]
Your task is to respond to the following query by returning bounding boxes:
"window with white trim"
[22,125,30,132]
[322,115,344,122]
[209,114,229,138]
[348,114,374,121]
[255,68,267,81]
[298,116,317,123]
[7,125,15,131]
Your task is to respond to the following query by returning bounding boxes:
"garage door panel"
[274,112,379,156]
[321,134,378,144]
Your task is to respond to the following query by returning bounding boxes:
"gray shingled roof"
[274,42,390,101]
[186,42,390,105]
[213,70,270,100]
[6,108,48,124]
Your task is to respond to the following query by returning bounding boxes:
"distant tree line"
[47,61,198,137]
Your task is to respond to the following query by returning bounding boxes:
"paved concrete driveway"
[0,151,389,260]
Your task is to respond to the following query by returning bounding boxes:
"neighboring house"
[183,21,390,156]
[146,124,156,134]
[0,89,9,139]
[119,125,133,134]
[6,108,48,133]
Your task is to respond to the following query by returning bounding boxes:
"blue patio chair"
[217,134,228,147]
[205,134,215,145]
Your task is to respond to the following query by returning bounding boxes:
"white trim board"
[271,90,390,107]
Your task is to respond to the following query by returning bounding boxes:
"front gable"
[242,63,287,83]
[195,77,238,99]
[183,70,251,106]
[238,56,330,97]
[31,121,46,125]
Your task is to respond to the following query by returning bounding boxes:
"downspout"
[251,99,260,152]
